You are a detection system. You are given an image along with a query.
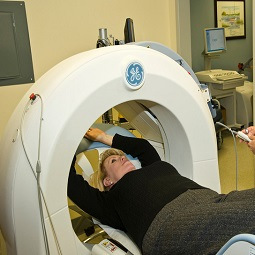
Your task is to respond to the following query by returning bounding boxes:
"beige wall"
[0,0,178,253]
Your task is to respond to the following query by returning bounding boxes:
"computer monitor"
[204,27,226,54]
[124,18,135,43]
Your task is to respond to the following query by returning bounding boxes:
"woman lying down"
[68,128,255,255]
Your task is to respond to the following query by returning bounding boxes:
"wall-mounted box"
[0,1,34,86]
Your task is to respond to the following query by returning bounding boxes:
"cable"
[216,122,239,190]
[35,94,51,255]
[20,95,50,254]
[20,94,63,255]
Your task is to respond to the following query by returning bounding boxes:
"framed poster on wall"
[214,0,246,39]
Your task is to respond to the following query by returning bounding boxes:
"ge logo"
[125,62,145,89]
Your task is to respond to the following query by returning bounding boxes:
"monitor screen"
[124,18,135,43]
[204,27,226,54]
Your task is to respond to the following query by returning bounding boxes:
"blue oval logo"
[125,62,144,88]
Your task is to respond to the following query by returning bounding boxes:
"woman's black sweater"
[68,134,204,250]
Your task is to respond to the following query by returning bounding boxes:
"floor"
[218,130,255,193]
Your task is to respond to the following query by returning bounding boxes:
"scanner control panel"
[195,69,247,90]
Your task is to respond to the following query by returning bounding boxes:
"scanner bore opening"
[67,100,166,245]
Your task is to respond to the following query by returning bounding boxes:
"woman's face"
[103,154,135,185]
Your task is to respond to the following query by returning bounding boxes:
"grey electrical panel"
[0,1,34,86]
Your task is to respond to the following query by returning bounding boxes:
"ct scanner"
[0,42,252,254]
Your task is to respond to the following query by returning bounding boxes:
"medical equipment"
[196,69,247,129]
[124,18,135,43]
[134,41,217,119]
[0,42,252,255]
[195,69,247,90]
[236,81,253,128]
[96,28,111,48]
[204,27,227,55]
[92,239,133,255]
[231,130,251,142]
[216,234,255,255]
[202,27,227,71]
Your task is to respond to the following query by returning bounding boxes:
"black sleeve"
[67,158,122,228]
[112,134,161,167]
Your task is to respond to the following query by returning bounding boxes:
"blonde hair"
[89,148,125,191]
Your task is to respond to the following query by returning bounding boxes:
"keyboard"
[195,69,247,90]
[216,74,244,81]
[195,69,246,83]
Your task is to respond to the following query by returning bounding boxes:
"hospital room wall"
[190,0,253,81]
[0,0,179,141]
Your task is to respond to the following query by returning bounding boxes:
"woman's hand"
[84,128,113,146]
[84,128,105,141]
